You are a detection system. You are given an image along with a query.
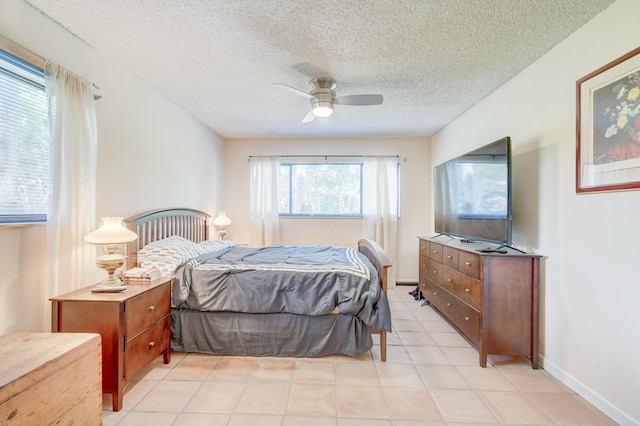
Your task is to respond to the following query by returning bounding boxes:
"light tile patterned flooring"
[102,286,617,425]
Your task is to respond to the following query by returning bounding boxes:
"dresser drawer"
[443,246,458,270]
[421,279,480,345]
[459,251,481,279]
[447,301,480,346]
[125,282,171,337]
[420,256,443,285]
[419,239,430,258]
[442,267,482,309]
[428,242,443,263]
[420,277,445,309]
[124,314,171,381]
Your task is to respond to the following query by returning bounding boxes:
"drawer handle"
[422,246,426,250]
[465,288,470,293]
[433,270,438,274]
[464,316,470,321]
[447,255,453,259]
[433,250,439,254]
[465,261,471,266]
[446,302,452,307]
[433,292,438,296]
[446,278,452,283]
[149,341,155,347]
[149,305,155,311]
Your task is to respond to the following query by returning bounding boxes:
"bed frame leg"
[380,331,387,362]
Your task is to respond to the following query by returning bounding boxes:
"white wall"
[223,137,431,282]
[0,0,225,334]
[431,0,640,423]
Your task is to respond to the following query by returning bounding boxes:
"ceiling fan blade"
[334,94,383,106]
[302,110,316,123]
[274,83,315,99]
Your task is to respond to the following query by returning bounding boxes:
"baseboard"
[395,280,417,286]
[541,355,637,425]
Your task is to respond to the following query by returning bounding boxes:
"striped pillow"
[137,236,202,276]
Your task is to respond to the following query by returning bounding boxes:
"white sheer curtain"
[250,156,281,246]
[43,61,98,330]
[363,156,398,287]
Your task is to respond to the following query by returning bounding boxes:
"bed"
[124,208,392,361]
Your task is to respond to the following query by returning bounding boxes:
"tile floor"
[102,286,617,425]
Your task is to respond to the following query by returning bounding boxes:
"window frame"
[277,157,401,218]
[0,36,49,226]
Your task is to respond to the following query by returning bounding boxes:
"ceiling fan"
[274,77,383,123]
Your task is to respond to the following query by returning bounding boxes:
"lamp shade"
[213,211,231,227]
[85,217,138,245]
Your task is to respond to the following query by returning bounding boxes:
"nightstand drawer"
[125,281,171,337]
[124,314,171,381]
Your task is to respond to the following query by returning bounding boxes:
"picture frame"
[576,46,640,193]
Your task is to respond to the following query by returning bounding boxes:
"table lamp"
[84,217,138,292]
[213,211,231,239]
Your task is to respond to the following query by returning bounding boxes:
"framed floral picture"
[576,46,640,193]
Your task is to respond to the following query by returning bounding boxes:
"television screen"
[434,137,512,245]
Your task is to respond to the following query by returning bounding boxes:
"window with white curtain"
[277,158,399,217]
[0,49,50,224]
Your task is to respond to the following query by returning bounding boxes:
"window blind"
[0,49,49,224]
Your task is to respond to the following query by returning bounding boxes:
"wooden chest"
[0,332,102,425]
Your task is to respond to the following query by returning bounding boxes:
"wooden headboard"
[123,208,210,269]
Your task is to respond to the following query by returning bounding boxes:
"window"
[0,49,50,224]
[277,158,400,217]
[278,162,363,216]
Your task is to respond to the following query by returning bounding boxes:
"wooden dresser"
[50,277,173,411]
[418,236,540,368]
[0,332,102,424]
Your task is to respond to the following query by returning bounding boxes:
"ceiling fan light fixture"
[275,77,382,123]
[312,102,333,117]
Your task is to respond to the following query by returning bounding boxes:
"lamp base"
[93,251,128,292]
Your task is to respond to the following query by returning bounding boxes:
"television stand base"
[492,244,526,253]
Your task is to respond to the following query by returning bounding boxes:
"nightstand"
[50,277,173,411]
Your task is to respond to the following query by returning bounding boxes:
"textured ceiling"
[25,0,615,139]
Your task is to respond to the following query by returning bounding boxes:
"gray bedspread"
[173,245,392,332]
[171,309,374,358]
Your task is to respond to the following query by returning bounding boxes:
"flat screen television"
[433,136,512,246]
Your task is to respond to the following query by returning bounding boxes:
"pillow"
[137,236,203,276]
[197,239,237,254]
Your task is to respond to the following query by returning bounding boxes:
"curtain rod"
[248,155,400,159]
[0,34,101,100]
